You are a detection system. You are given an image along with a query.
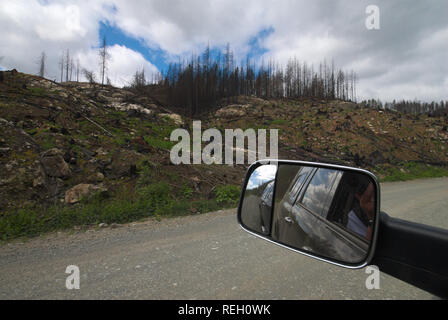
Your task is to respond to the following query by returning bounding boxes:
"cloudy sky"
[0,0,446,102]
[246,165,277,190]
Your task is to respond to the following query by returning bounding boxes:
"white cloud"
[0,1,106,80]
[0,0,446,101]
[247,165,277,190]
[109,0,267,56]
[35,4,87,41]
[0,0,156,87]
[77,44,159,87]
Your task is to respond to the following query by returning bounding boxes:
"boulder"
[40,148,71,178]
[110,102,153,115]
[64,183,107,204]
[96,172,104,181]
[32,175,45,188]
[159,113,184,126]
[214,106,246,118]
[87,172,104,183]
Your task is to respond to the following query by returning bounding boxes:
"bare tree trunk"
[69,58,74,82]
[38,51,46,78]
[99,36,109,85]
[76,59,80,82]
[65,49,70,82]
[59,53,64,83]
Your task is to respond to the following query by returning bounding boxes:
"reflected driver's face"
[358,182,374,219]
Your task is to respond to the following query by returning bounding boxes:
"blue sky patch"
[247,26,274,59]
[98,22,274,73]
[99,21,169,72]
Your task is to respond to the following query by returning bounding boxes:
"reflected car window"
[262,181,274,203]
[299,168,341,217]
[288,167,313,203]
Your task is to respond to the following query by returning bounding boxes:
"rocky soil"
[205,96,448,171]
[0,70,447,212]
[0,70,244,211]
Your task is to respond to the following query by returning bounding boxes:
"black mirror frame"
[237,159,381,269]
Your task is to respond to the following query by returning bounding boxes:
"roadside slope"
[1,70,447,240]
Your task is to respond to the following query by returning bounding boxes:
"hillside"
[1,70,447,239]
[205,97,448,171]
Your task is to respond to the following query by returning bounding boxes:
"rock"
[0,147,11,155]
[5,160,17,172]
[95,147,108,156]
[110,102,153,116]
[215,106,246,118]
[40,148,71,179]
[159,113,184,126]
[87,171,104,183]
[98,157,113,167]
[80,147,96,160]
[32,175,45,188]
[64,183,107,204]
[0,118,12,126]
[96,172,104,181]
[0,177,15,186]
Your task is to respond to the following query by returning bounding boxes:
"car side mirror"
[237,160,380,268]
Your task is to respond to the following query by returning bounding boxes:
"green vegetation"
[0,181,241,241]
[41,135,57,150]
[215,185,241,206]
[143,135,175,150]
[3,71,448,244]
[24,128,38,135]
[270,119,287,126]
[376,162,448,182]
[182,186,194,199]
[114,135,128,146]
[28,87,46,96]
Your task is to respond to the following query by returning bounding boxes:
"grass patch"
[270,119,287,126]
[28,87,46,96]
[25,128,38,135]
[215,185,241,206]
[181,185,194,199]
[0,181,240,241]
[143,135,175,150]
[376,162,448,182]
[41,135,57,150]
[115,135,128,146]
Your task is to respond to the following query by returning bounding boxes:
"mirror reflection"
[240,163,377,264]
[240,164,277,235]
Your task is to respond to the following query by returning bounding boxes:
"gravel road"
[1,177,447,299]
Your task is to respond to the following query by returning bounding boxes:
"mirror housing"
[237,159,381,269]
